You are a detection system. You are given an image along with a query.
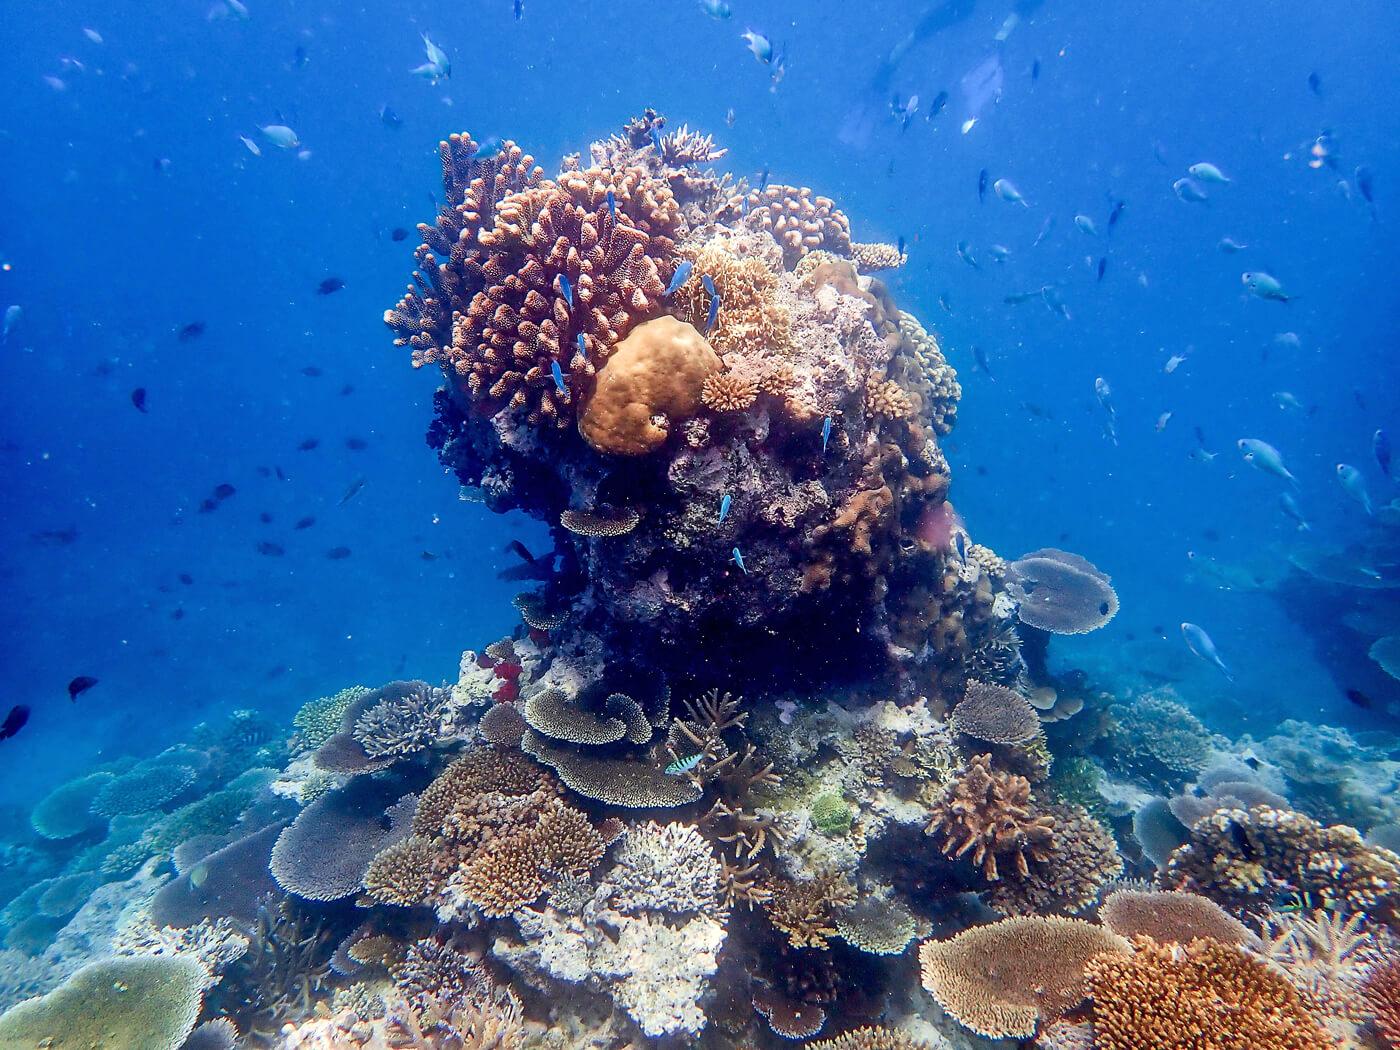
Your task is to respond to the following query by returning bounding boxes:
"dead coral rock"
[1086,936,1339,1050]
[918,916,1130,1040]
[578,315,721,455]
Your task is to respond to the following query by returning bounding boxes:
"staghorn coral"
[1100,887,1255,946]
[0,955,205,1050]
[951,679,1043,745]
[924,754,1056,881]
[351,681,454,760]
[983,804,1122,916]
[762,873,856,950]
[918,916,1130,1040]
[112,913,250,987]
[1161,805,1400,922]
[1006,548,1118,634]
[739,183,853,266]
[1257,908,1389,1036]
[577,315,721,454]
[1085,936,1339,1049]
[607,821,723,918]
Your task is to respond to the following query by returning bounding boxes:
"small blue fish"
[550,360,567,395]
[732,547,748,574]
[741,29,773,64]
[577,333,586,356]
[665,753,703,776]
[665,260,693,297]
[702,274,717,297]
[955,531,967,564]
[718,493,731,524]
[557,274,574,309]
[821,415,832,453]
[758,165,771,192]
[650,126,662,153]
[606,188,616,223]
[705,294,722,333]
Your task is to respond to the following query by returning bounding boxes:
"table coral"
[1099,888,1254,946]
[1085,936,1339,1050]
[1006,548,1119,635]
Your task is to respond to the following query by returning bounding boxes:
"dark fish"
[339,384,355,396]
[1346,688,1373,709]
[1355,165,1376,210]
[317,277,345,295]
[275,465,289,481]
[213,483,235,500]
[259,512,273,524]
[338,476,366,505]
[897,235,905,258]
[973,346,992,378]
[1375,429,1392,479]
[67,675,99,702]
[294,516,316,530]
[1030,58,1040,82]
[1355,389,1367,411]
[1244,755,1261,771]
[1225,818,1256,860]
[345,437,368,451]
[1022,402,1054,420]
[1308,71,1322,97]
[758,165,770,192]
[1107,199,1125,232]
[301,366,323,377]
[507,539,536,565]
[0,705,30,741]
[265,665,289,680]
[256,466,271,477]
[326,546,352,560]
[179,573,194,585]
[31,527,79,545]
[420,551,438,561]
[177,321,206,342]
[293,45,309,69]
[379,105,402,129]
[1096,257,1107,282]
[390,227,409,242]
[513,0,523,17]
[298,438,320,451]
[170,607,185,621]
[130,387,148,412]
[197,498,219,513]
[928,90,948,118]
[256,541,284,556]
[977,168,988,203]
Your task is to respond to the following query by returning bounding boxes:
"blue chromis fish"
[993,178,1029,207]
[954,531,967,564]
[702,275,720,332]
[1172,177,1209,203]
[1188,162,1230,184]
[821,415,833,453]
[410,33,450,82]
[550,360,567,395]
[1336,463,1373,515]
[1181,622,1233,681]
[606,188,616,222]
[259,124,300,149]
[1241,271,1291,302]
[699,0,731,18]
[666,752,704,776]
[956,241,980,269]
[731,547,748,574]
[718,493,732,524]
[577,333,586,356]
[741,29,773,64]
[1375,428,1393,480]
[1237,438,1299,487]
[1074,214,1098,235]
[557,274,574,308]
[665,261,693,297]
[1278,492,1311,531]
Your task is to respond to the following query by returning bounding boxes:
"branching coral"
[762,873,856,950]
[351,681,454,760]
[807,1028,936,1050]
[739,183,854,266]
[924,754,1055,881]
[1363,957,1400,1048]
[607,821,723,918]
[1085,936,1339,1049]
[1161,805,1400,922]
[983,804,1122,916]
[1107,692,1213,786]
[918,916,1130,1040]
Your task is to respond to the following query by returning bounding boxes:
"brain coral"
[1006,548,1118,634]
[1085,936,1337,1050]
[918,916,1130,1039]
[577,315,721,455]
[0,955,205,1050]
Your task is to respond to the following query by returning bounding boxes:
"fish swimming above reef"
[1181,622,1233,680]
[993,178,1028,207]
[1237,438,1299,487]
[665,260,693,297]
[1242,271,1291,302]
[67,675,99,702]
[1335,463,1372,515]
[1278,492,1311,531]
[338,476,366,505]
[1375,429,1393,480]
[740,29,773,64]
[1188,162,1230,184]
[130,387,148,413]
[2,304,19,343]
[699,0,731,19]
[260,124,300,149]
[410,33,450,82]
[0,704,29,741]
[1172,177,1208,203]
[317,277,345,295]
[177,321,206,342]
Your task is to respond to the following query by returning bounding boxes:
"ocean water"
[0,0,1398,1047]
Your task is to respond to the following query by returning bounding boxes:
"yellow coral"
[701,370,759,413]
[677,235,793,359]
[578,316,721,455]
[865,378,914,420]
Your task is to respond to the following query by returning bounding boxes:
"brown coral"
[983,804,1122,916]
[1099,888,1254,947]
[865,378,913,420]
[577,315,721,455]
[1086,936,1339,1050]
[918,916,1130,1039]
[362,835,438,908]
[676,234,793,360]
[851,242,907,272]
[739,184,853,267]
[1363,957,1400,1048]
[701,369,760,413]
[924,754,1056,881]
[559,507,640,537]
[762,874,856,950]
[806,1026,931,1050]
[415,747,554,837]
[951,679,1043,745]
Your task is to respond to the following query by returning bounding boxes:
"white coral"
[590,913,725,1038]
[605,823,723,918]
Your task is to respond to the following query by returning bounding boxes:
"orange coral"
[762,874,856,950]
[739,184,853,267]
[865,378,913,420]
[1086,936,1339,1050]
[559,507,639,537]
[578,316,721,455]
[701,370,760,413]
[924,754,1055,881]
[1363,957,1400,1047]
[675,235,793,360]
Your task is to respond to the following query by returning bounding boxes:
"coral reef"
[1005,548,1118,635]
[1099,887,1255,946]
[923,753,1055,881]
